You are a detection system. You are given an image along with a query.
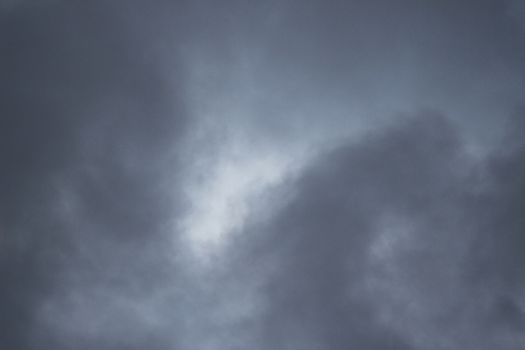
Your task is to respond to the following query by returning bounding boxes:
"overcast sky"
[1,1,525,349]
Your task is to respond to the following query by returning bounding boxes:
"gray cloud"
[1,1,187,349]
[1,1,525,350]
[224,113,525,350]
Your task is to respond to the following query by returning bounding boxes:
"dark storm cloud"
[225,113,525,350]
[1,1,187,349]
[2,0,525,350]
[182,3,525,347]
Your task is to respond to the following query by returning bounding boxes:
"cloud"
[2,1,525,349]
[222,113,525,350]
[0,1,187,348]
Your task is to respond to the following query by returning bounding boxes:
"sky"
[1,0,525,349]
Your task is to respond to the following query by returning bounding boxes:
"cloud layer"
[1,1,524,349]
[227,113,525,349]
